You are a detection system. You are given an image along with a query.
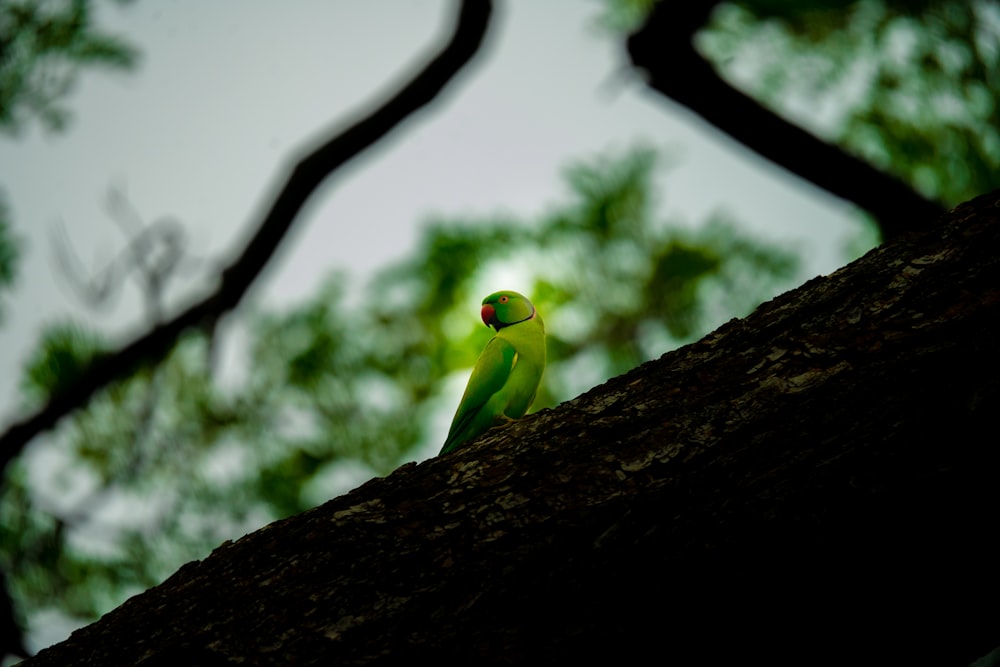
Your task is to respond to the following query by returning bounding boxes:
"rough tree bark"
[23,191,1000,666]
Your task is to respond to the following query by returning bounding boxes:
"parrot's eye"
[499,295,509,303]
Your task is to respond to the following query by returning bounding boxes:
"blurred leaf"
[0,0,139,135]
[596,0,661,32]
[20,322,109,406]
[0,191,19,322]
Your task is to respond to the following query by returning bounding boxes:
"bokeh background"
[1,0,995,658]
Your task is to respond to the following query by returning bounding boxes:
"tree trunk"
[24,191,1000,666]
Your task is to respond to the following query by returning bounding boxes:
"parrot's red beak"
[481,303,497,328]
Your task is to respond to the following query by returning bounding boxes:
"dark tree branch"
[20,190,1000,666]
[626,1,947,240]
[0,0,493,475]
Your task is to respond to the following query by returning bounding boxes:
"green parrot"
[439,290,546,455]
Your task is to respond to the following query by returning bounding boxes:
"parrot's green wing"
[441,336,519,454]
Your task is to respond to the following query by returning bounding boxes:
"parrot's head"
[481,291,536,331]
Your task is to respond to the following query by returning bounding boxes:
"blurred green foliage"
[0,147,799,633]
[0,1,138,653]
[696,0,1000,205]
[20,323,109,406]
[0,0,138,134]
[599,0,662,32]
[0,0,136,322]
[0,192,18,322]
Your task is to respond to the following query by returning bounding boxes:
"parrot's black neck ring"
[492,305,536,331]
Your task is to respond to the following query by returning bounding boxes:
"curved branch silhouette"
[626,1,946,240]
[0,0,493,474]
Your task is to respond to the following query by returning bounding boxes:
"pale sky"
[0,0,867,653]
